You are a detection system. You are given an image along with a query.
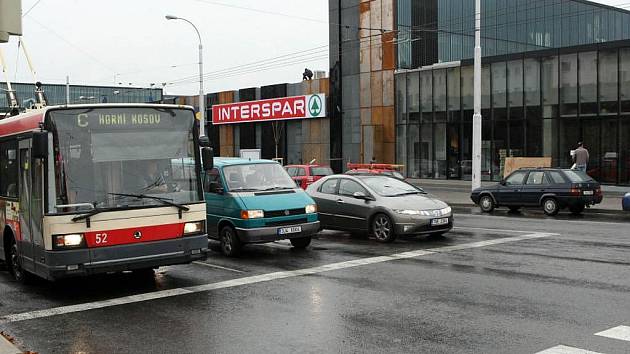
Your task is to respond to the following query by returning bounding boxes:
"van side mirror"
[32,131,48,159]
[202,147,214,171]
[199,136,210,147]
[499,179,507,186]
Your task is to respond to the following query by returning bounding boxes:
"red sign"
[211,94,325,125]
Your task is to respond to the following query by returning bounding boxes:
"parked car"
[345,163,405,180]
[285,164,334,189]
[307,174,452,242]
[204,158,320,256]
[623,192,630,211]
[470,168,603,216]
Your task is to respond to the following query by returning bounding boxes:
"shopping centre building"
[175,0,630,185]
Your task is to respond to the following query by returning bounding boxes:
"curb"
[0,333,21,354]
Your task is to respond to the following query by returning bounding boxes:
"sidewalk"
[408,178,627,213]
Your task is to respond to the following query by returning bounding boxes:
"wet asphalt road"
[0,212,629,354]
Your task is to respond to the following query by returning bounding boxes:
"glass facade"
[396,43,630,185]
[0,82,162,112]
[397,0,630,67]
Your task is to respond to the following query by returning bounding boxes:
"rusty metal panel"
[371,106,384,126]
[381,0,394,31]
[319,78,330,95]
[360,108,372,126]
[370,0,383,72]
[382,70,395,106]
[382,31,396,70]
[219,125,234,157]
[382,106,395,143]
[383,142,395,164]
[371,71,383,107]
[310,79,320,94]
[360,72,371,108]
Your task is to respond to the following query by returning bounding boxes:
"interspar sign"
[211,94,325,125]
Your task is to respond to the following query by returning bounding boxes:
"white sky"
[0,0,627,96]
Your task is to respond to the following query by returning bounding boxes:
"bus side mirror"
[32,131,48,159]
[202,147,214,171]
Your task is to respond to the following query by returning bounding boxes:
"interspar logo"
[212,94,326,125]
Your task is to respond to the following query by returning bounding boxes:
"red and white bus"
[0,104,210,281]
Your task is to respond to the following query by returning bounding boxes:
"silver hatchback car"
[306,175,453,242]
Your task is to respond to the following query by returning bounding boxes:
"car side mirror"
[32,131,48,159]
[500,179,507,186]
[353,191,372,200]
[202,147,214,171]
[205,180,224,195]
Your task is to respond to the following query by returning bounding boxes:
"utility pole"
[472,0,482,191]
[66,75,70,104]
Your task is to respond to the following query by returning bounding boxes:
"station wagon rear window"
[564,170,594,183]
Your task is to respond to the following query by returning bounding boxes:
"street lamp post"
[472,0,482,191]
[165,15,205,138]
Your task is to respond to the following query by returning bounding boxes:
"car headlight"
[440,206,452,216]
[183,221,205,235]
[305,204,317,214]
[393,209,432,216]
[54,233,85,249]
[241,210,264,219]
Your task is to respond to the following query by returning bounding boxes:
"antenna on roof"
[18,38,47,109]
[0,47,20,117]
[309,159,317,164]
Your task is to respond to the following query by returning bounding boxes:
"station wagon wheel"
[542,198,559,216]
[479,195,495,213]
[372,214,396,243]
[220,226,241,257]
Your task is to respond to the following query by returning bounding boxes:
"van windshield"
[223,163,296,191]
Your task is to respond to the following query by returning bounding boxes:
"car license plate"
[431,218,449,226]
[583,190,594,195]
[278,226,302,235]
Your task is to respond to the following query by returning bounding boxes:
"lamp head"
[165,15,179,20]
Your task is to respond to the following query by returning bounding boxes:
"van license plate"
[431,218,449,226]
[583,190,594,195]
[278,226,302,235]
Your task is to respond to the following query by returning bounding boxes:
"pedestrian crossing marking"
[535,345,604,354]
[595,325,630,343]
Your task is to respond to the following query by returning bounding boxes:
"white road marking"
[0,232,551,324]
[535,345,604,354]
[453,226,534,234]
[595,325,630,342]
[192,261,245,273]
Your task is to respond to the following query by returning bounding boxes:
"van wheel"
[290,237,311,249]
[220,226,241,257]
[479,195,495,212]
[8,240,30,283]
[372,214,396,243]
[542,198,560,216]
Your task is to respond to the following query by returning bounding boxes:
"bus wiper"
[72,206,105,226]
[108,193,190,218]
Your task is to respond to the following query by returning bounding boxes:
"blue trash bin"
[623,193,630,211]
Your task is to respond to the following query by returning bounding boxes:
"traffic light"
[0,0,22,43]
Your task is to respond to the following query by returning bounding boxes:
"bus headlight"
[54,233,85,249]
[305,204,317,214]
[241,210,264,219]
[183,221,205,235]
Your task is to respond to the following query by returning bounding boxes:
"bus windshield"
[48,107,201,211]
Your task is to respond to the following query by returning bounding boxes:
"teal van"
[204,158,320,256]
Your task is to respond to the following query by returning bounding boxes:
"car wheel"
[508,206,521,213]
[479,195,495,213]
[372,214,396,243]
[290,237,311,249]
[220,226,241,257]
[542,198,560,216]
[8,240,30,283]
[569,204,585,215]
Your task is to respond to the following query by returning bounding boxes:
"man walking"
[573,142,589,173]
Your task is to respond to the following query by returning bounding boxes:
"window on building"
[492,62,507,110]
[599,50,618,115]
[542,56,558,119]
[600,118,618,184]
[396,73,407,124]
[407,72,420,123]
[420,71,433,119]
[447,67,461,117]
[508,60,524,108]
[560,54,578,117]
[434,69,447,123]
[0,140,18,198]
[579,52,597,116]
[620,48,630,113]
[406,124,420,178]
[461,65,474,113]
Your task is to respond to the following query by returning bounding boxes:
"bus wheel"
[220,226,241,257]
[8,240,29,283]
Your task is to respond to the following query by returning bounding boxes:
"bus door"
[18,138,44,274]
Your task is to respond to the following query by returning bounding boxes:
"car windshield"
[311,167,333,176]
[223,163,296,191]
[359,176,424,196]
[48,107,200,211]
[564,170,595,183]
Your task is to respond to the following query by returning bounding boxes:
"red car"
[345,163,405,180]
[285,164,334,189]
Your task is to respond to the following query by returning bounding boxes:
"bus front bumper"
[42,234,208,280]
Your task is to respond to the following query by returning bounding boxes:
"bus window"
[0,140,18,198]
